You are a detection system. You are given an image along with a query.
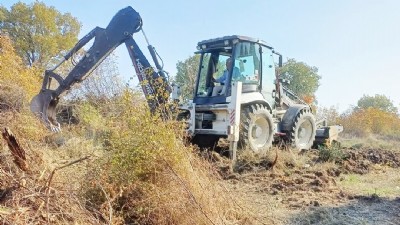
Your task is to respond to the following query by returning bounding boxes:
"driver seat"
[211,85,226,96]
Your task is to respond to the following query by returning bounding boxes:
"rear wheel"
[287,108,316,150]
[240,104,274,154]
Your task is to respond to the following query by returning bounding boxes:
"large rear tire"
[287,108,316,150]
[240,104,274,154]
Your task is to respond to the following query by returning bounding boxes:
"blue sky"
[2,0,400,112]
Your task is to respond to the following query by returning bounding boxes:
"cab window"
[234,42,261,85]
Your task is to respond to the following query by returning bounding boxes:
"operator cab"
[193,35,278,107]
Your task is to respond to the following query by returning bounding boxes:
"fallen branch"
[98,183,113,225]
[2,127,29,172]
[44,155,90,223]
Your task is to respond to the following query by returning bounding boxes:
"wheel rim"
[297,119,313,149]
[250,117,270,148]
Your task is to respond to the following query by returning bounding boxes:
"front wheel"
[240,104,274,154]
[287,108,316,150]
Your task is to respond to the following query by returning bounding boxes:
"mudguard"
[240,92,273,112]
[280,104,310,131]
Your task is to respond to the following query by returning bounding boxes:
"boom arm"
[30,6,171,131]
[124,38,171,116]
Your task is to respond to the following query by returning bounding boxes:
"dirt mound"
[222,167,346,211]
[220,160,343,210]
[218,147,400,211]
[341,148,400,174]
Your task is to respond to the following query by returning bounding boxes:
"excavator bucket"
[30,91,61,132]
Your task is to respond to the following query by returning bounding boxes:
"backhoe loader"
[30,6,342,159]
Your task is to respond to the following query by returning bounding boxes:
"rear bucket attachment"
[30,92,61,132]
[314,125,344,148]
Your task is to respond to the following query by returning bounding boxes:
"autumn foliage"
[0,35,42,103]
[339,108,400,138]
[0,2,80,68]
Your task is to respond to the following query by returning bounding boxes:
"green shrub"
[318,144,347,163]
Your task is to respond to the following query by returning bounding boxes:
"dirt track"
[218,148,400,224]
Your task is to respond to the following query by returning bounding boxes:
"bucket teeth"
[30,92,61,132]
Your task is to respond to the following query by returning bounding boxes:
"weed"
[318,144,347,163]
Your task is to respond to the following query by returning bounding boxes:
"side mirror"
[273,50,283,67]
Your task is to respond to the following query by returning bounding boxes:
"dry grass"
[2,64,399,224]
[77,92,257,224]
[341,135,400,153]
[0,106,102,224]
[2,103,400,224]
[0,130,98,224]
[235,147,311,173]
[339,166,400,198]
[0,89,259,224]
[0,34,274,224]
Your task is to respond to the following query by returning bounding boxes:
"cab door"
[261,46,276,108]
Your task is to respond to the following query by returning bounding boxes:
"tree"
[0,2,81,68]
[316,106,340,125]
[339,107,400,137]
[175,55,200,100]
[357,94,398,114]
[279,58,321,102]
[0,35,41,108]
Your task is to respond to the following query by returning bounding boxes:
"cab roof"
[197,35,273,49]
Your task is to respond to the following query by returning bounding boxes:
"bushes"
[318,105,400,139]
[339,108,400,138]
[80,91,246,224]
[0,35,42,101]
[318,144,346,163]
[0,35,50,141]
[0,87,248,224]
[0,84,25,112]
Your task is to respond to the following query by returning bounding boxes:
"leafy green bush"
[318,144,347,163]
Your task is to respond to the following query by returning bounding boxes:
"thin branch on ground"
[45,155,91,223]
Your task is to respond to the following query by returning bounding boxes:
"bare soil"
[217,148,400,225]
